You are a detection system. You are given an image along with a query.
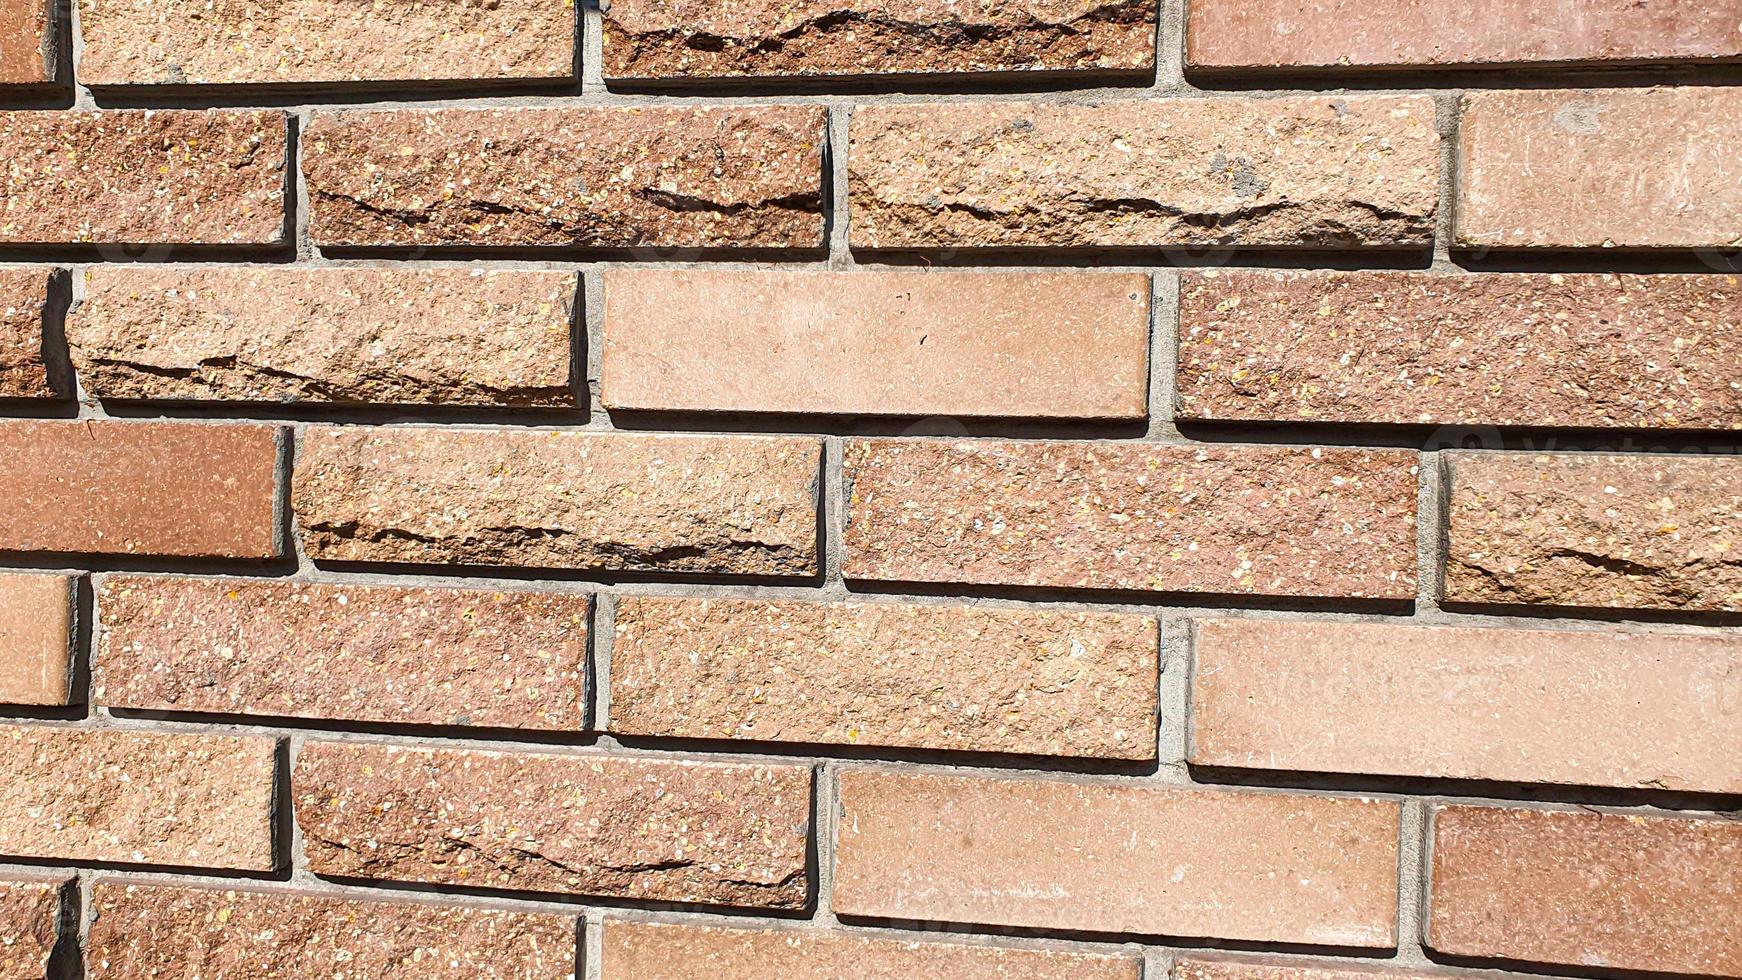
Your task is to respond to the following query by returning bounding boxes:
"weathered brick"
[1175,957,1451,980]
[0,0,51,85]
[835,769,1400,946]
[1427,805,1742,975]
[0,876,66,980]
[0,574,72,707]
[0,110,286,246]
[602,269,1150,419]
[610,596,1158,759]
[0,725,276,870]
[849,96,1439,251]
[1189,618,1742,793]
[305,107,826,251]
[1445,452,1742,613]
[0,268,58,398]
[293,426,819,576]
[0,420,281,559]
[842,439,1418,599]
[71,267,576,406]
[96,576,590,732]
[295,741,810,908]
[1457,87,1742,250]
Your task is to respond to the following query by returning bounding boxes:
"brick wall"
[0,1,1739,978]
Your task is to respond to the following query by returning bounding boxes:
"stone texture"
[0,0,51,85]
[1189,618,1742,792]
[849,96,1439,251]
[1174,958,1451,980]
[0,574,72,707]
[294,741,811,908]
[96,576,590,732]
[834,769,1400,947]
[0,876,65,980]
[0,725,277,870]
[610,596,1158,759]
[305,107,826,251]
[601,269,1149,419]
[1427,805,1742,976]
[0,268,57,398]
[842,439,1419,600]
[294,426,819,576]
[1177,270,1742,429]
[0,110,286,246]
[0,420,281,559]
[1457,87,1742,250]
[71,267,576,406]
[1445,452,1742,612]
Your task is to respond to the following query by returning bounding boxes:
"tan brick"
[611,596,1158,760]
[0,420,281,559]
[842,439,1418,600]
[0,574,71,707]
[295,742,811,908]
[1427,805,1742,975]
[71,267,576,406]
[96,576,589,732]
[1175,957,1453,980]
[1458,87,1742,250]
[0,0,52,85]
[601,269,1150,419]
[0,268,58,398]
[0,876,66,980]
[0,725,276,870]
[1445,452,1742,612]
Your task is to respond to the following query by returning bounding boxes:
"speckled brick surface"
[0,574,71,707]
[0,268,56,398]
[0,0,51,85]
[0,876,64,980]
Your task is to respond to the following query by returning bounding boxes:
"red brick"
[0,268,58,399]
[0,875,66,979]
[1174,958,1452,980]
[0,573,72,707]
[0,0,52,85]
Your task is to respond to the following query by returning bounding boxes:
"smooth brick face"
[1190,618,1742,793]
[611,596,1158,760]
[0,876,65,979]
[0,420,280,559]
[835,770,1400,946]
[0,725,276,870]
[294,427,819,575]
[0,268,57,398]
[843,440,1419,599]
[305,107,826,251]
[601,270,1150,419]
[0,574,71,706]
[849,96,1439,251]
[1427,805,1742,975]
[295,742,811,908]
[1445,452,1742,612]
[0,0,51,84]
[71,267,576,406]
[96,576,589,731]
[1458,88,1742,250]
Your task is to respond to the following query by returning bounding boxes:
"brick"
[1427,805,1742,975]
[0,420,281,559]
[0,0,51,84]
[1174,958,1450,980]
[305,107,826,251]
[842,439,1418,600]
[71,267,576,406]
[1189,618,1742,793]
[835,769,1400,946]
[86,880,579,979]
[610,596,1158,760]
[1445,452,1742,613]
[0,876,66,980]
[294,426,819,576]
[1457,87,1742,250]
[601,269,1150,419]
[294,741,811,908]
[0,574,72,707]
[0,110,286,246]
[0,725,276,870]
[849,96,1439,251]
[95,576,590,732]
[1178,270,1742,430]
[0,268,58,398]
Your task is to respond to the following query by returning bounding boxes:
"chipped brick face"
[0,268,57,398]
[0,0,51,85]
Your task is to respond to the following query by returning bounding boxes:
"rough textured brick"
[0,0,51,85]
[0,876,65,980]
[610,596,1158,759]
[1457,87,1742,250]
[835,769,1400,946]
[1174,958,1448,980]
[849,96,1439,251]
[0,420,281,559]
[1189,618,1742,793]
[842,439,1418,600]
[0,725,276,870]
[0,574,72,707]
[1445,452,1742,613]
[294,426,819,576]
[0,110,286,246]
[0,268,57,398]
[295,742,810,908]
[1427,805,1742,975]
[601,269,1150,419]
[305,107,826,250]
[96,576,589,732]
[71,267,576,406]
[1177,270,1742,429]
